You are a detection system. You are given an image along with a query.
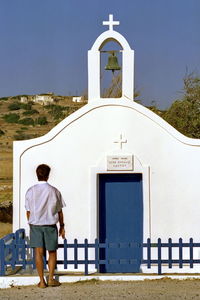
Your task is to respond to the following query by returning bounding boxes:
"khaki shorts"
[30,224,58,251]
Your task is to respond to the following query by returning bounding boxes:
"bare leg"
[35,247,47,288]
[48,250,57,282]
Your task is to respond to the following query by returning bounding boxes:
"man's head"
[36,164,51,181]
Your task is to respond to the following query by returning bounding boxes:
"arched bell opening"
[88,29,134,102]
[100,40,123,98]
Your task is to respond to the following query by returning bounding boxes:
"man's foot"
[37,281,47,288]
[47,279,61,287]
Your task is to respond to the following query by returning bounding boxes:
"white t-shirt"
[25,181,66,225]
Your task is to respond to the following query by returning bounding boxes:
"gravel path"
[1,279,200,300]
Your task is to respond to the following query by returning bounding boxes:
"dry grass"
[0,96,86,206]
[0,179,12,203]
[0,222,12,238]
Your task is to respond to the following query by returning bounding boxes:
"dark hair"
[36,164,51,181]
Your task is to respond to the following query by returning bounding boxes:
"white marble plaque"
[107,155,133,171]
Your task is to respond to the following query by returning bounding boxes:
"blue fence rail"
[1,229,200,276]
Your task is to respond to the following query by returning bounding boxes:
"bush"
[14,133,35,140]
[0,97,8,101]
[8,102,21,111]
[46,104,66,120]
[20,127,28,130]
[11,96,20,100]
[0,129,5,136]
[18,118,35,125]
[3,113,20,123]
[8,101,33,111]
[20,103,32,110]
[22,109,39,116]
[35,116,48,125]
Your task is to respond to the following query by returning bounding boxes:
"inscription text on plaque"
[107,155,133,171]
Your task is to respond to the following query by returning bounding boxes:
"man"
[25,164,66,288]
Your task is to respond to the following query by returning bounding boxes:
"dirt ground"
[1,279,200,300]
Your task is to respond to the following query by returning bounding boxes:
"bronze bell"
[105,52,121,73]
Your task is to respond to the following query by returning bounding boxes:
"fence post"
[84,239,89,275]
[94,239,99,269]
[179,238,183,268]
[105,239,108,271]
[15,230,26,270]
[64,239,68,269]
[168,238,172,269]
[10,239,16,271]
[74,239,78,269]
[0,239,5,276]
[147,238,151,269]
[189,238,193,269]
[157,238,162,274]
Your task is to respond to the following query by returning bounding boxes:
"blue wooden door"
[98,173,143,273]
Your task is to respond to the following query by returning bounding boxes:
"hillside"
[0,95,86,205]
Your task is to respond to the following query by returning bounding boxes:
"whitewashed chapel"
[13,15,200,273]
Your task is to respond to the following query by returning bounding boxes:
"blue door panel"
[99,173,143,273]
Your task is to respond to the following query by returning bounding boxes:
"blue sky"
[0,0,199,109]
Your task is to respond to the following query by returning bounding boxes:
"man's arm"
[58,210,65,239]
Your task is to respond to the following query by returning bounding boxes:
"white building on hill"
[72,96,84,103]
[33,93,54,105]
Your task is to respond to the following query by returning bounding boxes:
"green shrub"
[11,96,20,100]
[35,116,48,125]
[14,133,34,140]
[13,131,39,141]
[8,102,21,110]
[22,109,39,116]
[3,113,20,123]
[0,97,9,101]
[8,101,33,111]
[46,104,67,120]
[18,117,34,125]
[52,111,65,120]
[15,130,24,134]
[20,127,28,130]
[20,103,32,110]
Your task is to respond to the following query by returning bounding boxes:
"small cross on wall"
[114,134,127,150]
[103,14,120,31]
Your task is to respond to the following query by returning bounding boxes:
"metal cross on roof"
[103,14,120,31]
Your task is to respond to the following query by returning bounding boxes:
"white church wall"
[14,99,200,245]
[13,14,200,273]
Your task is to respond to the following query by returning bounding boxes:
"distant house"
[33,93,54,105]
[72,96,84,103]
[20,94,54,105]
[20,97,29,103]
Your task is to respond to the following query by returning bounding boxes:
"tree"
[102,73,141,100]
[163,73,200,138]
[182,73,200,103]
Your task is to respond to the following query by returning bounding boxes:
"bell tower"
[88,14,134,102]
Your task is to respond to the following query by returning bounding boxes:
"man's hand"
[59,227,65,239]
[26,211,30,221]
